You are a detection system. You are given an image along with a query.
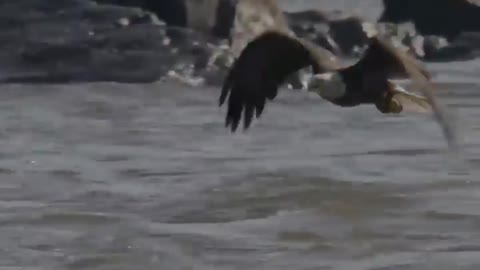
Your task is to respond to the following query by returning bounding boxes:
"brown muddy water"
[1,1,480,269]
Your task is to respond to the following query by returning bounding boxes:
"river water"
[1,1,480,270]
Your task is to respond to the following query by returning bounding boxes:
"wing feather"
[352,36,432,81]
[219,30,339,132]
[369,36,457,148]
[391,86,432,113]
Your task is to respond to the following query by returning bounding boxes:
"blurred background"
[0,0,479,269]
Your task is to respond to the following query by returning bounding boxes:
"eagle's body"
[310,68,404,113]
[218,30,456,147]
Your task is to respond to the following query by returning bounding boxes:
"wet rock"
[3,0,478,86]
[285,9,329,35]
[374,22,420,55]
[376,21,418,41]
[95,0,187,26]
[286,9,329,25]
[3,50,174,84]
[0,0,183,83]
[0,0,91,14]
[374,21,478,62]
[285,10,340,55]
[114,9,163,27]
[193,43,234,86]
[453,31,480,51]
[281,1,480,61]
[379,0,480,40]
[20,43,92,66]
[422,35,477,62]
[285,10,377,57]
[164,26,217,50]
[211,0,237,38]
[0,0,242,85]
[328,15,370,55]
[95,0,237,39]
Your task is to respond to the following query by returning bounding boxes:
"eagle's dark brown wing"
[219,30,340,132]
[348,36,432,81]
[349,36,457,148]
[375,36,457,148]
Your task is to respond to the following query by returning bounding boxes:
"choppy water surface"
[0,58,479,269]
[1,1,480,270]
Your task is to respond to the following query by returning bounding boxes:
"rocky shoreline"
[0,0,478,85]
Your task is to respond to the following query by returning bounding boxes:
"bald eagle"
[219,30,456,147]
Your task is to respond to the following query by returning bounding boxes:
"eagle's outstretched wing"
[352,36,457,148]
[219,30,340,131]
[345,36,432,81]
[389,83,432,113]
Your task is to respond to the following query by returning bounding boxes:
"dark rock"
[286,9,329,24]
[285,9,329,35]
[453,31,480,50]
[211,0,237,39]
[165,26,218,49]
[95,0,237,39]
[375,22,421,55]
[375,21,479,62]
[4,0,479,86]
[285,10,379,57]
[20,42,92,66]
[285,10,340,54]
[379,0,480,40]
[422,35,477,62]
[2,51,173,84]
[193,43,233,86]
[0,0,236,85]
[0,0,91,14]
[0,0,184,84]
[328,16,370,55]
[376,22,418,41]
[95,0,187,27]
[86,24,167,50]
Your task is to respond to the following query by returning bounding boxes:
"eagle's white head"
[307,72,346,101]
